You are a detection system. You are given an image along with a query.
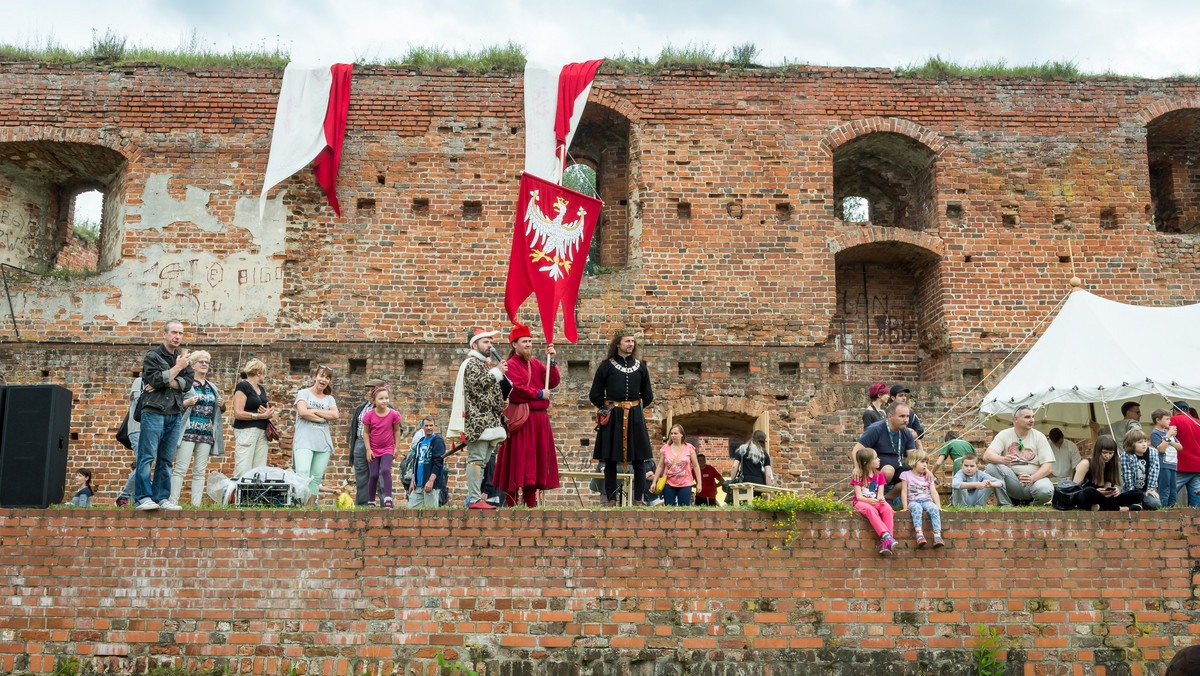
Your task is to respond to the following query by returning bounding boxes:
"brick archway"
[587,88,645,126]
[0,125,141,163]
[828,227,944,259]
[661,395,770,446]
[818,117,950,157]
[1131,97,1200,127]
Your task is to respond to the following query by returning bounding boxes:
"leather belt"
[607,400,640,460]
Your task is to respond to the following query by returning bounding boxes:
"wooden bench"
[559,471,634,506]
[727,482,799,506]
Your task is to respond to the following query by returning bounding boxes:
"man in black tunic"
[589,331,654,505]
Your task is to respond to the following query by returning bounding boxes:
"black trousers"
[604,460,646,502]
[1078,487,1144,511]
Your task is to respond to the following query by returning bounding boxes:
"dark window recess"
[779,362,799,375]
[412,198,430,214]
[964,255,973,263]
[1001,211,1018,227]
[376,174,385,185]
[1099,207,1118,230]
[730,362,751,377]
[41,369,50,378]
[963,368,984,387]
[462,200,483,218]
[775,203,792,221]
[70,432,79,441]
[568,360,590,374]
[404,359,424,374]
[1053,213,1065,225]
[1058,255,1071,264]
[678,361,701,376]
[677,202,691,219]
[828,362,843,377]
[946,203,963,221]
[348,359,367,375]
[356,198,376,212]
[289,359,311,375]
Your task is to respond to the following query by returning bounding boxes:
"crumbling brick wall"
[1,64,1200,501]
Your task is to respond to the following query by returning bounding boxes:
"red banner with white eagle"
[504,172,602,344]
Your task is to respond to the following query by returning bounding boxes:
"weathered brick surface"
[0,509,1194,675]
[2,64,1200,502]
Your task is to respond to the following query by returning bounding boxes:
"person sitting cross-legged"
[982,405,1053,506]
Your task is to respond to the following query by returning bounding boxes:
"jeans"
[1176,471,1200,508]
[909,500,942,534]
[663,484,693,506]
[352,439,373,506]
[117,431,141,501]
[1158,466,1177,508]
[135,412,182,504]
[170,440,213,506]
[293,448,332,500]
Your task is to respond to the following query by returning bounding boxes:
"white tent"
[979,289,1200,437]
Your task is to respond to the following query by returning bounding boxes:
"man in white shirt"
[983,405,1055,505]
[1047,428,1082,481]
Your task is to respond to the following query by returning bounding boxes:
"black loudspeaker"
[0,384,72,508]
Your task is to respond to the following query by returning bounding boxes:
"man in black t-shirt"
[852,402,918,491]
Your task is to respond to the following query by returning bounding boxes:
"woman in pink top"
[362,386,402,508]
[650,424,702,506]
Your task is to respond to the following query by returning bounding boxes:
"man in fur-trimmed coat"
[447,328,509,510]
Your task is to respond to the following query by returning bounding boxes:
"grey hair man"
[982,405,1054,505]
[133,320,195,511]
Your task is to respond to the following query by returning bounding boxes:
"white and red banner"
[509,59,604,343]
[260,62,353,217]
[504,172,601,344]
[523,59,603,183]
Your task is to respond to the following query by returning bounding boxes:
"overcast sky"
[4,0,1200,77]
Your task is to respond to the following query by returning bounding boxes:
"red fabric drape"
[312,63,353,216]
[553,59,603,173]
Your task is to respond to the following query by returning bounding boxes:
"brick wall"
[4,64,1200,503]
[0,509,1195,675]
[53,234,98,273]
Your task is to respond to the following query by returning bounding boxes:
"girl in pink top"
[851,447,896,555]
[650,424,702,506]
[362,386,402,508]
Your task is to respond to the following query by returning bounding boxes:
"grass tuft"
[897,55,1085,79]
[386,41,527,72]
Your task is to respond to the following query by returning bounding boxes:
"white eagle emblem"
[524,189,589,280]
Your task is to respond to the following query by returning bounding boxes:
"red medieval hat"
[509,324,532,343]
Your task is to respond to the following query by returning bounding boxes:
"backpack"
[399,449,418,486]
[1052,479,1084,510]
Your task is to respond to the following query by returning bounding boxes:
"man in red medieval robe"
[494,324,561,507]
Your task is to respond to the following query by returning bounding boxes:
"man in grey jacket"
[134,320,195,511]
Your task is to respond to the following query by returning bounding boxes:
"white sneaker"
[135,499,160,511]
[159,500,183,511]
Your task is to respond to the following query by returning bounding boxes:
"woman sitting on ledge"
[1072,435,1144,511]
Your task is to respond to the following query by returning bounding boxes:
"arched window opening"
[1147,109,1200,234]
[832,132,937,231]
[0,141,127,274]
[569,103,633,274]
[832,241,947,383]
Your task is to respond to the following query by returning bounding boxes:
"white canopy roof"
[979,289,1200,437]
